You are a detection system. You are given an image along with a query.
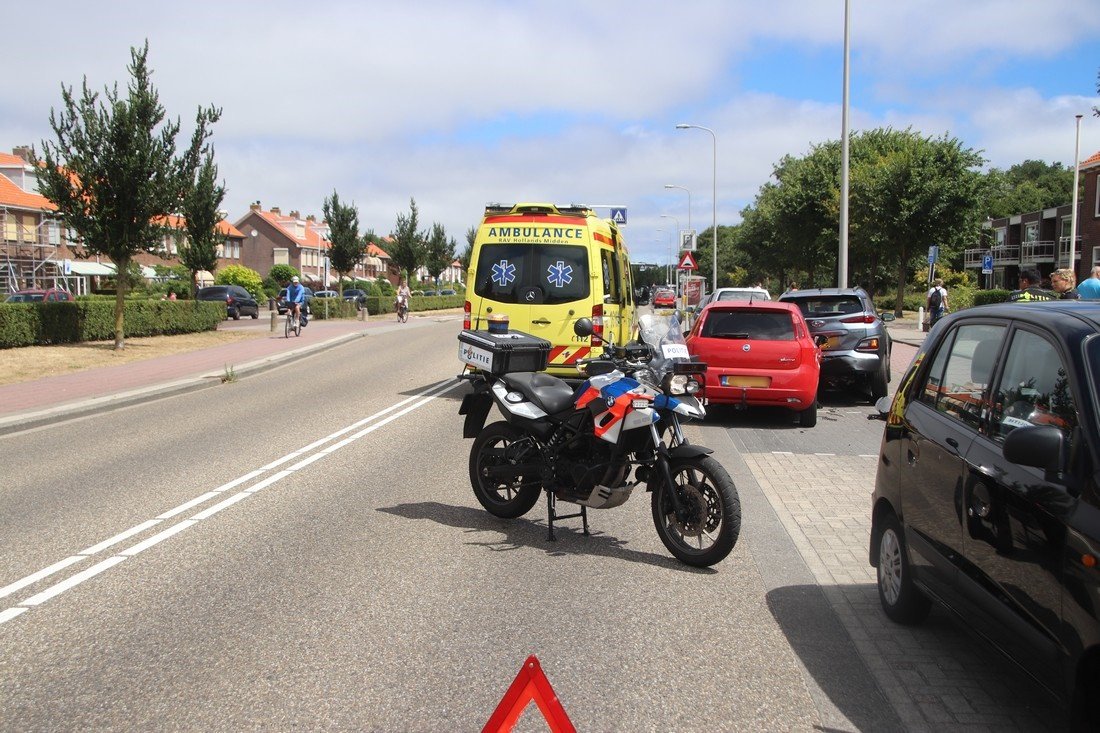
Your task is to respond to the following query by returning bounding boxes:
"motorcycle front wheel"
[469,422,542,518]
[651,456,741,567]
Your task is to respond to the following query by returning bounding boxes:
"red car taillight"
[464,301,471,330]
[841,314,877,324]
[591,304,604,348]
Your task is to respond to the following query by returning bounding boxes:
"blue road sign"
[982,254,994,274]
[927,245,939,264]
[610,208,627,225]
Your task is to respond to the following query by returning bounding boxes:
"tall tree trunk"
[114,255,130,350]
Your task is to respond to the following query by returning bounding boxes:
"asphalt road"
[0,320,1060,730]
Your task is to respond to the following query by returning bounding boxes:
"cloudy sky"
[3,0,1098,266]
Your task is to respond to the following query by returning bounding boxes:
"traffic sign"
[927,245,939,265]
[680,229,696,252]
[678,251,698,270]
[981,254,993,274]
[610,208,627,225]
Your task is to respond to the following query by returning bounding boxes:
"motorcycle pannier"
[458,329,552,374]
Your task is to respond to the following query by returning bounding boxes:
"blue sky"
[2,0,1097,268]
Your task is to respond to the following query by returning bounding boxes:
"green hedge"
[0,300,224,348]
[364,294,464,316]
[972,289,1011,306]
[307,298,359,320]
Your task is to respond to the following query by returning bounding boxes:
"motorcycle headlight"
[685,379,702,395]
[664,374,689,395]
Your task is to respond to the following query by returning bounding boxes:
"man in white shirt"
[926,278,949,325]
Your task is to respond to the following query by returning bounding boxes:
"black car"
[341,288,367,309]
[870,301,1100,725]
[196,285,259,320]
[779,286,891,401]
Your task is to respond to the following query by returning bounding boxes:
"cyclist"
[395,278,411,317]
[286,276,308,326]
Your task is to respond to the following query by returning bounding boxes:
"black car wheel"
[870,361,889,401]
[875,511,931,624]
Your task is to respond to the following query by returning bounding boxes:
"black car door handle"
[946,437,959,449]
[531,318,551,325]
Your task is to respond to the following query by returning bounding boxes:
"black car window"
[473,244,589,305]
[785,295,863,317]
[702,310,795,341]
[989,329,1077,444]
[919,323,1006,430]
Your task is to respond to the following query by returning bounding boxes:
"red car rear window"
[701,310,795,341]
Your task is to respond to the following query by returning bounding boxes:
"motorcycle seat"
[499,372,576,414]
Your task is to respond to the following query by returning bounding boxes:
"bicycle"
[396,298,408,323]
[285,306,303,338]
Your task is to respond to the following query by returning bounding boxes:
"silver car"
[778,287,891,401]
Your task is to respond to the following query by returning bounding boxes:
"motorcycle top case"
[458,329,552,375]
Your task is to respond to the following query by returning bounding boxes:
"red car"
[652,288,676,308]
[5,288,73,303]
[686,300,822,426]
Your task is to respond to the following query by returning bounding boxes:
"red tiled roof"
[0,152,29,167]
[160,214,244,238]
[1081,150,1100,170]
[252,208,332,249]
[366,242,390,258]
[0,173,55,211]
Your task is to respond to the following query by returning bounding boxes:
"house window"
[1061,215,1072,239]
[1023,222,1038,242]
[21,215,36,243]
[273,248,289,266]
[994,228,1006,246]
[4,214,17,242]
[47,223,60,245]
[1095,173,1100,217]
[233,241,240,259]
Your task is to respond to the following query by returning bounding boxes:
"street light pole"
[676,123,717,292]
[1070,113,1084,271]
[660,214,679,286]
[838,0,851,289]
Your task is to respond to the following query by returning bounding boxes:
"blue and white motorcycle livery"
[459,313,741,567]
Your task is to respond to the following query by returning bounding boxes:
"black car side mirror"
[574,318,594,338]
[880,312,896,322]
[1003,425,1064,474]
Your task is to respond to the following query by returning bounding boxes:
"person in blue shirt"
[286,276,308,325]
[1076,266,1100,300]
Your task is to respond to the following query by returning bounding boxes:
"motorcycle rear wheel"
[651,456,741,567]
[469,422,542,518]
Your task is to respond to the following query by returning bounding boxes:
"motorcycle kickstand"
[546,493,589,542]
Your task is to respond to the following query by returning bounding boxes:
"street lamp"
[662,184,691,231]
[1070,113,1084,270]
[660,214,679,284]
[676,123,717,291]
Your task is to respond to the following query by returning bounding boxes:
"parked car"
[5,288,73,303]
[440,289,456,296]
[423,290,437,297]
[778,286,890,401]
[869,301,1100,726]
[686,300,822,426]
[276,286,314,315]
[341,288,367,308]
[312,290,339,299]
[196,285,259,320]
[652,288,676,308]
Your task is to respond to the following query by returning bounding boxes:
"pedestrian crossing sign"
[610,208,627,225]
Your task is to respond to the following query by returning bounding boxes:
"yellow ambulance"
[464,203,636,377]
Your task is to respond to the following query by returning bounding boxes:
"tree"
[215,264,264,300]
[268,264,299,285]
[322,190,363,293]
[35,42,219,349]
[178,149,226,296]
[389,198,426,282]
[982,160,1073,220]
[458,225,477,272]
[424,222,456,284]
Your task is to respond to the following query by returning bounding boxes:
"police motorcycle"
[458,312,741,567]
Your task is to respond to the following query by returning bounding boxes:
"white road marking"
[0,378,460,625]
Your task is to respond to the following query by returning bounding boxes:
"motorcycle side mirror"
[814,334,830,347]
[574,318,594,338]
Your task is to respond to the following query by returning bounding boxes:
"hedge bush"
[973,289,1012,306]
[307,298,359,320]
[364,294,464,315]
[0,300,223,348]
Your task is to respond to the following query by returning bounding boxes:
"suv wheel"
[870,362,889,401]
[875,511,931,624]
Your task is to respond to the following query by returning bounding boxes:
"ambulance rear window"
[473,244,589,305]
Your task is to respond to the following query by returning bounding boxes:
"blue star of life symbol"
[546,260,573,288]
[491,260,516,287]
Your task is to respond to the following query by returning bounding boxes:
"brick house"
[233,202,392,287]
[965,150,1100,288]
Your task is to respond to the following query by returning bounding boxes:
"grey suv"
[196,285,259,320]
[778,287,890,401]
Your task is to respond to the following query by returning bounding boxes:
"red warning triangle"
[678,251,698,270]
[482,655,576,733]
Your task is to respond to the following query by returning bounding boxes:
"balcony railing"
[1057,236,1082,267]
[1021,240,1055,264]
[963,248,985,267]
[993,243,1020,265]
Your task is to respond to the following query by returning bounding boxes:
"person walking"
[926,278,949,325]
[1050,268,1080,300]
[1076,266,1100,300]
